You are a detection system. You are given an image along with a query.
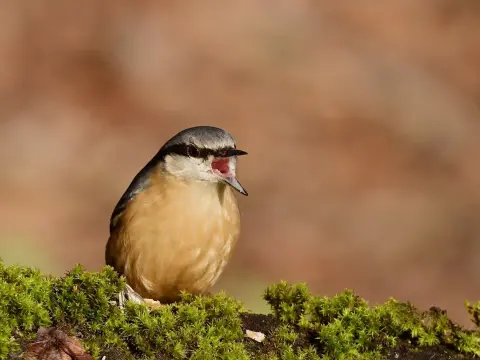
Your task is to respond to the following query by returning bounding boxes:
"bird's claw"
[117,284,161,310]
[118,284,145,309]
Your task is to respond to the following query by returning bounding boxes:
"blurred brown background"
[1,0,479,326]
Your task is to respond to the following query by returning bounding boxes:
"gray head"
[158,126,248,195]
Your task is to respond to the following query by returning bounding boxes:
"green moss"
[0,260,249,360]
[264,281,480,359]
[0,261,53,357]
[0,260,479,360]
[466,300,480,328]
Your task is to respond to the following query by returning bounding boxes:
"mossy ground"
[0,259,479,360]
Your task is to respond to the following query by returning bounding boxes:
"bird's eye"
[186,144,200,157]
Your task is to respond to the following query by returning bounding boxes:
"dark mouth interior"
[212,158,230,175]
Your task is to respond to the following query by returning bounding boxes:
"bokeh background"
[1,1,479,327]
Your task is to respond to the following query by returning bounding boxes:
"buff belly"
[107,179,241,302]
[128,232,234,301]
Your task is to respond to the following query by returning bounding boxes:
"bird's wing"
[109,157,159,234]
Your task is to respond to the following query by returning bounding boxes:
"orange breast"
[106,171,241,302]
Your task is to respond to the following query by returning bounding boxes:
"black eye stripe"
[160,144,235,159]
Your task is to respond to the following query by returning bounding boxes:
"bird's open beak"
[226,149,248,157]
[227,148,247,196]
[223,176,248,196]
[213,148,248,196]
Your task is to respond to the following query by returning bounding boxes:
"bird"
[105,126,248,306]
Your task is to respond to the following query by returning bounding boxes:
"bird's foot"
[116,284,162,310]
[117,284,146,309]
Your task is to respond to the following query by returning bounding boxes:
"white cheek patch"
[165,155,215,181]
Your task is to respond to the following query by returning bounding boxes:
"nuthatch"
[105,126,248,305]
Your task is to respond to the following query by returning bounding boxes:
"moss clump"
[264,281,480,359]
[0,260,249,360]
[1,260,479,359]
[466,300,480,328]
[0,262,53,357]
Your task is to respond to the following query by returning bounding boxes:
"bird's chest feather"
[146,180,238,241]
[124,179,240,277]
[117,179,241,297]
